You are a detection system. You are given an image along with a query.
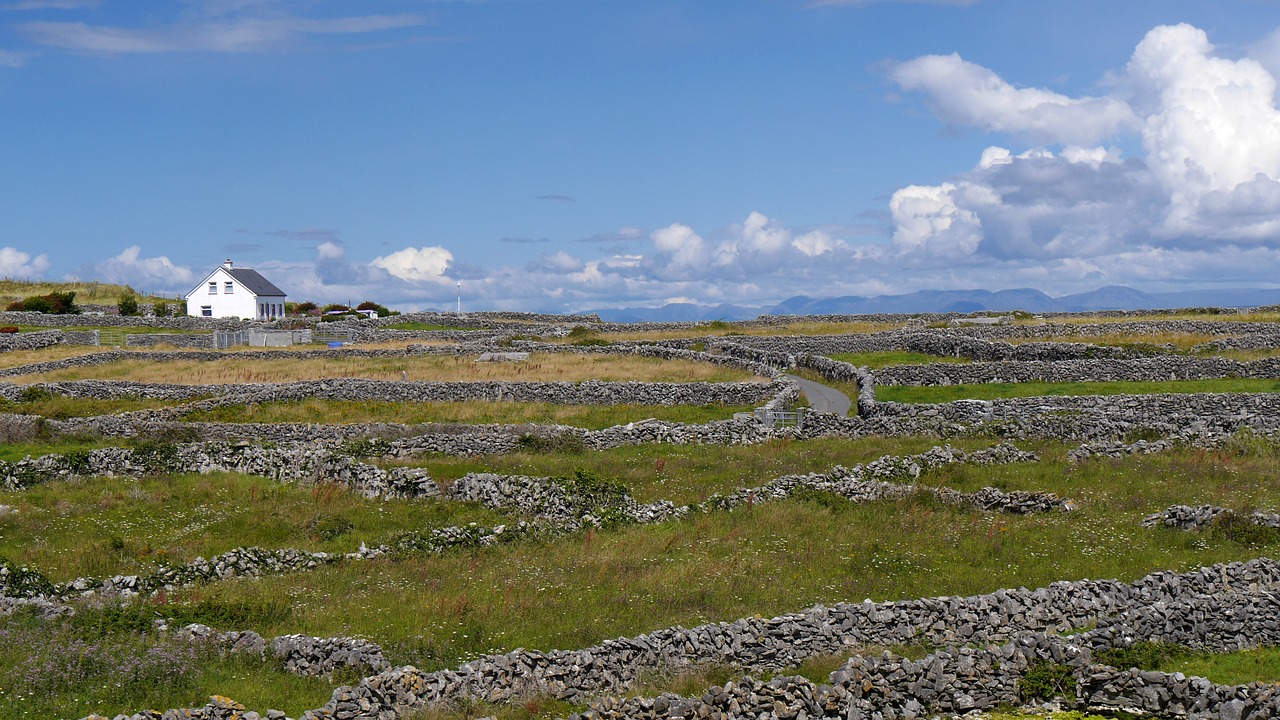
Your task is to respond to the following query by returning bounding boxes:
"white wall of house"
[184,267,287,319]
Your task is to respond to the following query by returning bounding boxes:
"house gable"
[184,261,287,319]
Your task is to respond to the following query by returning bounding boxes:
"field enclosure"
[4,308,1280,719]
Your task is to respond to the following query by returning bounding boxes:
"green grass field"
[6,435,1280,717]
[7,313,1280,720]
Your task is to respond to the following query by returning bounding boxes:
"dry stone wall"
[719,331,1139,362]
[281,558,1280,720]
[0,310,243,330]
[871,355,1280,386]
[0,329,64,352]
[2,376,778,408]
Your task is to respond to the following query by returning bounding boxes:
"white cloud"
[526,250,584,274]
[647,223,710,280]
[791,229,845,257]
[1125,23,1280,237]
[91,246,194,291]
[883,21,1280,290]
[887,52,1140,145]
[889,182,983,257]
[0,246,49,277]
[371,246,454,283]
[20,13,425,54]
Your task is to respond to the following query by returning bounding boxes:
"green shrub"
[152,300,171,317]
[789,485,853,511]
[117,295,139,316]
[1207,511,1280,548]
[0,556,56,598]
[1019,661,1077,702]
[18,385,56,403]
[12,291,79,314]
[341,437,392,458]
[566,326,609,346]
[517,433,586,454]
[1094,641,1191,671]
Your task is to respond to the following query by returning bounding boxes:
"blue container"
[328,341,343,349]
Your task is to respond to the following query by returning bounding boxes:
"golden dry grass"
[1217,348,1280,361]
[0,345,120,369]
[0,279,140,306]
[6,352,763,385]
[1008,331,1226,350]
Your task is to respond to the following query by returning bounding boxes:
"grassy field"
[5,352,762,385]
[0,471,507,582]
[7,311,1280,720]
[828,351,971,369]
[0,279,141,306]
[877,378,1280,403]
[6,434,1280,717]
[0,393,189,419]
[181,399,757,430]
[1008,330,1226,351]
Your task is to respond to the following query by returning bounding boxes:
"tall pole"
[457,281,461,315]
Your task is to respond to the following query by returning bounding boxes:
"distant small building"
[184,259,287,320]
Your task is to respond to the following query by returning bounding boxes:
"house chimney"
[224,259,233,269]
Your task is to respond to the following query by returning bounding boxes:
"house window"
[225,282,233,294]
[208,282,217,294]
[201,306,212,317]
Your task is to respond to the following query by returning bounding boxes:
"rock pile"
[1141,504,1280,531]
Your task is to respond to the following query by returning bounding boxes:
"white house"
[185,259,288,320]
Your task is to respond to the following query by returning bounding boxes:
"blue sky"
[4,0,1280,311]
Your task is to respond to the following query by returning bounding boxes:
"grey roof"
[227,268,286,297]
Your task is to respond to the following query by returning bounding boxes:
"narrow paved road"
[784,374,853,416]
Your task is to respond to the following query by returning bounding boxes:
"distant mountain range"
[589,286,1280,323]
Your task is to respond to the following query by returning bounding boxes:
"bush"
[152,300,171,317]
[1208,511,1280,548]
[516,433,586,454]
[1094,641,1191,671]
[0,556,56,598]
[356,300,392,316]
[789,485,853,511]
[18,386,56,403]
[117,295,139,316]
[341,437,392,458]
[1019,661,1077,702]
[9,291,79,314]
[291,301,318,316]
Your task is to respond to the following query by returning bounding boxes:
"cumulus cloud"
[887,52,1139,145]
[371,245,455,283]
[881,22,1280,294]
[0,246,49,277]
[1126,23,1280,237]
[90,246,194,291]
